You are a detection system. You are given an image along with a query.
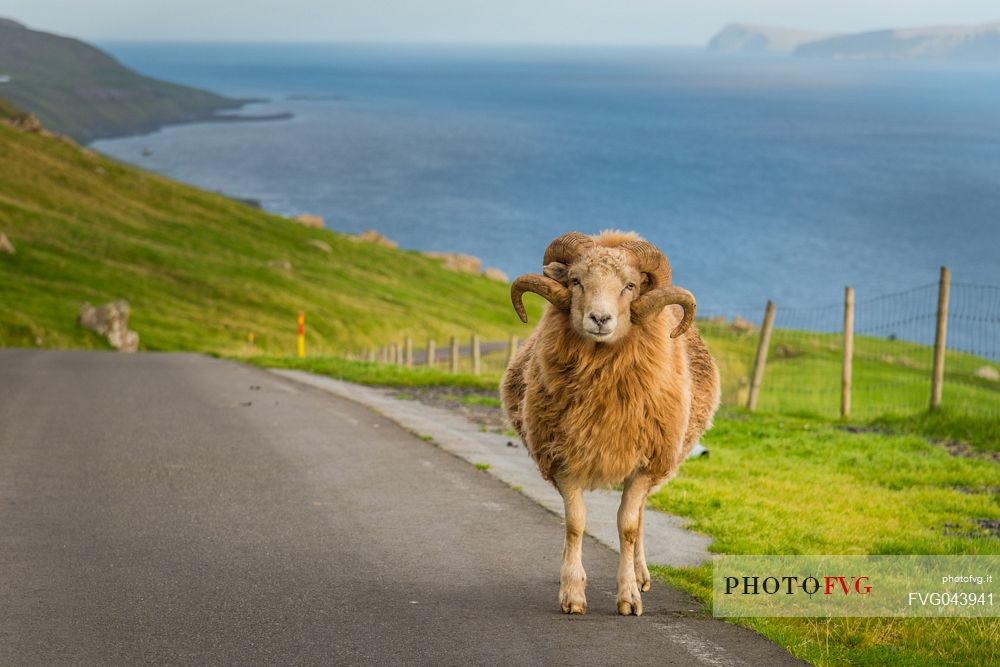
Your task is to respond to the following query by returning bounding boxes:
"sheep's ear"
[543,262,568,284]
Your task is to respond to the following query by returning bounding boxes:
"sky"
[3,0,999,44]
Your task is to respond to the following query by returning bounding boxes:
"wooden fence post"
[746,300,776,411]
[450,336,459,374]
[508,335,518,366]
[841,287,855,419]
[426,339,436,367]
[404,335,413,367]
[471,334,481,375]
[930,266,951,411]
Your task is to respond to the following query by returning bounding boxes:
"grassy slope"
[651,410,1000,666]
[0,120,540,354]
[0,18,240,142]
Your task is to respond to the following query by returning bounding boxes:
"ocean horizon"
[93,42,1000,318]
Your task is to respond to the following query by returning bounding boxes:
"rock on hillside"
[975,365,1000,382]
[483,267,509,282]
[306,239,332,253]
[1,110,42,132]
[292,214,324,229]
[349,228,508,281]
[354,229,398,249]
[0,232,15,255]
[424,251,482,275]
[78,300,139,352]
[795,22,1000,60]
[708,23,838,54]
[729,316,757,334]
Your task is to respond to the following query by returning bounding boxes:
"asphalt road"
[0,349,803,666]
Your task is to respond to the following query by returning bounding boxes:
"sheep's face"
[544,248,642,344]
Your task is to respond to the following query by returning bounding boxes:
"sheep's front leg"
[556,477,587,614]
[634,502,651,592]
[617,472,655,615]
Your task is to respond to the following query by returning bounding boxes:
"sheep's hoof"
[617,587,643,616]
[560,591,587,615]
[635,566,651,592]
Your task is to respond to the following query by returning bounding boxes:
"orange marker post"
[297,311,305,358]
[247,332,255,349]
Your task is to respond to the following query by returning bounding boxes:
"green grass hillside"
[0,18,241,142]
[0,115,540,355]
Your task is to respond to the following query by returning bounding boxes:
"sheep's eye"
[570,278,581,287]
[623,283,636,293]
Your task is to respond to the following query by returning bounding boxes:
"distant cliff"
[0,18,243,142]
[795,22,1000,60]
[708,20,1000,61]
[707,23,839,54]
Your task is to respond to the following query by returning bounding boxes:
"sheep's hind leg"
[617,472,655,615]
[556,477,587,614]
[634,502,651,592]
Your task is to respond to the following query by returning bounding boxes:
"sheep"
[501,230,720,616]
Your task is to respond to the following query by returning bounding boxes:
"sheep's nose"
[589,312,612,327]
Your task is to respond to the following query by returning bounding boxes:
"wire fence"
[941,282,1000,416]
[700,276,1000,419]
[850,284,938,418]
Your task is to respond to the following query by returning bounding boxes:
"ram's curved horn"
[630,286,696,338]
[511,274,571,323]
[542,232,595,267]
[619,239,671,292]
[511,233,594,323]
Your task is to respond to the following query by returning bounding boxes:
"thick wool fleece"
[501,233,720,490]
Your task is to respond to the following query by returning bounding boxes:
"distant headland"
[0,18,292,143]
[708,20,1000,61]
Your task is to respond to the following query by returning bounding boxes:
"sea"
[93,43,1000,317]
